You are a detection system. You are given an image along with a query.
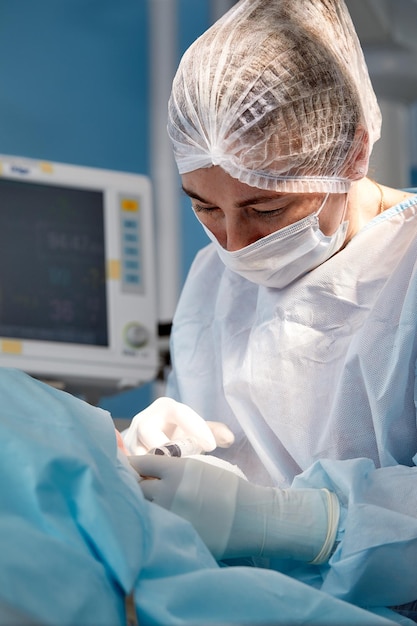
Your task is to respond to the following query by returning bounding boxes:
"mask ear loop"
[316,192,349,227]
[339,193,349,225]
[315,193,330,217]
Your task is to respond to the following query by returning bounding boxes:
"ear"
[343,125,370,181]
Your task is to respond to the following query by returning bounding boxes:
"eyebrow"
[181,185,283,208]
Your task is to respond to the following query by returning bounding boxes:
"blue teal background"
[0,1,211,418]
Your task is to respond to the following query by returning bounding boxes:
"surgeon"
[124,0,417,622]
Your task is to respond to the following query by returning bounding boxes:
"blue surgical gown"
[0,367,412,625]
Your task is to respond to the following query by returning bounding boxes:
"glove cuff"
[309,489,340,564]
[225,483,340,563]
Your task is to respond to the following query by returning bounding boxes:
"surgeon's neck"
[344,178,386,244]
[346,177,416,245]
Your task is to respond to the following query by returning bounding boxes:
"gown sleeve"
[291,456,417,609]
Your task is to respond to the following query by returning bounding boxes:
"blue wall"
[178,0,213,279]
[0,1,149,173]
[0,0,212,418]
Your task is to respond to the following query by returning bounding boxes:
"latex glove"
[122,397,234,455]
[129,455,340,563]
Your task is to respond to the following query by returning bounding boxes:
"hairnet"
[167,0,382,193]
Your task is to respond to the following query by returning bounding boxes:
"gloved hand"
[122,397,234,455]
[128,455,340,563]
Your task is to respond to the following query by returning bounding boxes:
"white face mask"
[200,194,349,289]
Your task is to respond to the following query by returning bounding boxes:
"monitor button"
[124,323,149,349]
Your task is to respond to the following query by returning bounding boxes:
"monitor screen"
[0,156,158,394]
[0,178,108,346]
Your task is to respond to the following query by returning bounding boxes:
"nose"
[223,216,255,251]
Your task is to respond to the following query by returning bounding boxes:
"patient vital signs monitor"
[0,155,158,395]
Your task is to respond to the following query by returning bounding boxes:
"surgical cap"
[168,0,381,193]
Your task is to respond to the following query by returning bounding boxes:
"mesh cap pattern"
[167,0,381,193]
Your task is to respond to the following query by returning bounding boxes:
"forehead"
[181,166,284,203]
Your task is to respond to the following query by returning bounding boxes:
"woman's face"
[182,166,347,251]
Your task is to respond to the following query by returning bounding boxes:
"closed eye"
[252,207,287,218]
[193,203,219,213]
